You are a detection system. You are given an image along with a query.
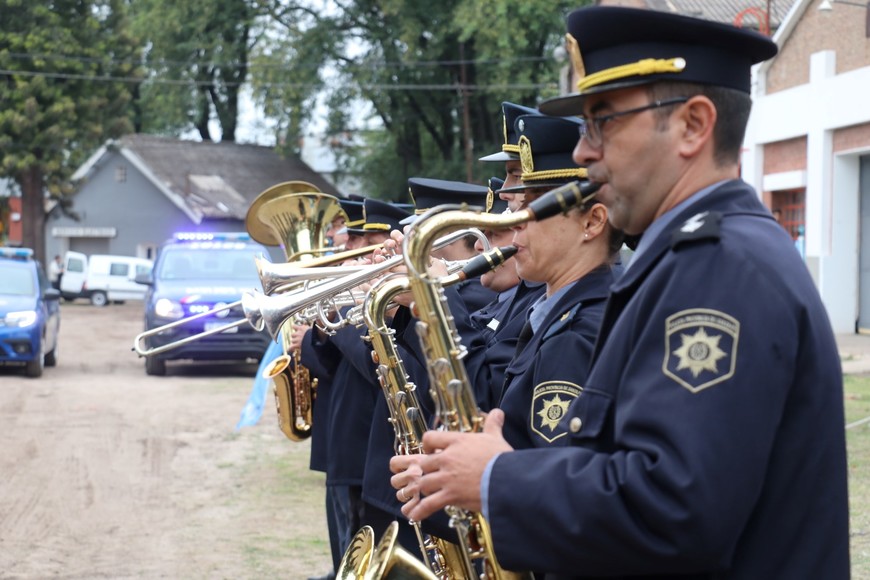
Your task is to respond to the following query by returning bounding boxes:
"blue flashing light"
[0,247,34,260]
[173,232,251,243]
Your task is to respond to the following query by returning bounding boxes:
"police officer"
[479,101,541,211]
[392,6,849,578]
[493,113,622,449]
[293,196,366,580]
[305,197,411,577]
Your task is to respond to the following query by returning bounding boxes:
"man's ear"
[677,95,717,158]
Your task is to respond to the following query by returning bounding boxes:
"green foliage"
[0,0,140,258]
[252,0,591,195]
[128,0,259,142]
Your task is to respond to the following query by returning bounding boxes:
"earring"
[584,233,589,239]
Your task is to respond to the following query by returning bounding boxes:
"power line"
[0,68,555,92]
[3,51,554,71]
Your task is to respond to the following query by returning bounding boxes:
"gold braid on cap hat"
[518,135,588,182]
[577,57,686,92]
[501,111,519,155]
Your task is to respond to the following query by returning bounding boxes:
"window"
[109,263,129,277]
[67,257,85,273]
[772,188,805,241]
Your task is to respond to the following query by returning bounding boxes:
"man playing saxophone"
[393,6,849,579]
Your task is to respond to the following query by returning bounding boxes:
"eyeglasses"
[578,97,689,149]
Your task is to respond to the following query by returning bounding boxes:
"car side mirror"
[134,272,154,286]
[44,288,61,301]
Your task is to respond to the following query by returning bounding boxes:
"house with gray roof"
[46,134,342,262]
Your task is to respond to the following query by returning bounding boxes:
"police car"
[136,232,272,376]
[0,248,61,378]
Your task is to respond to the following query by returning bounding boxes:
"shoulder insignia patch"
[531,380,582,443]
[663,308,739,393]
[670,211,722,249]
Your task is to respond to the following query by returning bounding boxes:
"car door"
[61,251,87,297]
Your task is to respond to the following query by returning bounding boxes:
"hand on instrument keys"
[288,323,311,352]
[389,409,514,521]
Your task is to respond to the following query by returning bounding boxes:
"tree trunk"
[19,167,47,264]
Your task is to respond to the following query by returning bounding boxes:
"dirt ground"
[0,301,333,579]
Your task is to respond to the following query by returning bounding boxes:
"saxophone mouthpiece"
[456,245,519,281]
[526,180,602,222]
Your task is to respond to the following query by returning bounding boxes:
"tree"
[0,0,140,262]
[252,0,583,199]
[129,0,260,142]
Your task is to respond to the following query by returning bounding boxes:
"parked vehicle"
[0,247,61,377]
[135,232,272,376]
[61,252,153,307]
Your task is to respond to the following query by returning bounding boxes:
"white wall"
[744,50,870,333]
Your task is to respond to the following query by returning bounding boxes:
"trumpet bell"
[245,181,345,260]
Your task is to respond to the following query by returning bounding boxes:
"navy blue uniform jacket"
[312,310,379,487]
[361,279,494,538]
[470,281,548,411]
[486,181,850,578]
[499,267,615,449]
[299,329,336,472]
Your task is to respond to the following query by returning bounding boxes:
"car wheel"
[45,346,57,367]
[145,356,167,376]
[25,354,44,378]
[90,291,108,307]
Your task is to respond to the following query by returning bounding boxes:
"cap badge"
[518,135,534,175]
[566,33,586,81]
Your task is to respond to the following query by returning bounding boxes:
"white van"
[61,252,153,306]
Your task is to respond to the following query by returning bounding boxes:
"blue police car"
[136,233,272,376]
[0,248,61,378]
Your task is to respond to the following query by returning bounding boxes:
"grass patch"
[846,375,870,575]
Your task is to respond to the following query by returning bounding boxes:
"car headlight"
[5,310,38,328]
[154,298,184,319]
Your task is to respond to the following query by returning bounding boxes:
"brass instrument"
[131,245,384,357]
[241,227,493,342]
[244,181,343,442]
[362,245,517,579]
[336,523,438,580]
[337,526,375,579]
[402,181,601,580]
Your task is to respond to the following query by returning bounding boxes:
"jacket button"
[569,417,582,433]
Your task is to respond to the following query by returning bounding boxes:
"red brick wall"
[763,136,808,174]
[767,0,870,94]
[833,121,870,152]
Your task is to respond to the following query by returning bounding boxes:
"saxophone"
[362,243,517,580]
[402,181,600,580]
[264,319,318,441]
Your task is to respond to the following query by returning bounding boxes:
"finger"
[408,489,452,522]
[389,463,423,491]
[421,430,463,454]
[390,454,421,475]
[484,408,506,435]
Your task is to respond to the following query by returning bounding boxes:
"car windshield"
[157,249,260,281]
[0,265,35,296]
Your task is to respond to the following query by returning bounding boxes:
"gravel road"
[0,301,331,579]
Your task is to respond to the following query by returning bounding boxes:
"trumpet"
[132,226,490,357]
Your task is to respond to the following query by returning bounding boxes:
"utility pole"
[459,42,473,183]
